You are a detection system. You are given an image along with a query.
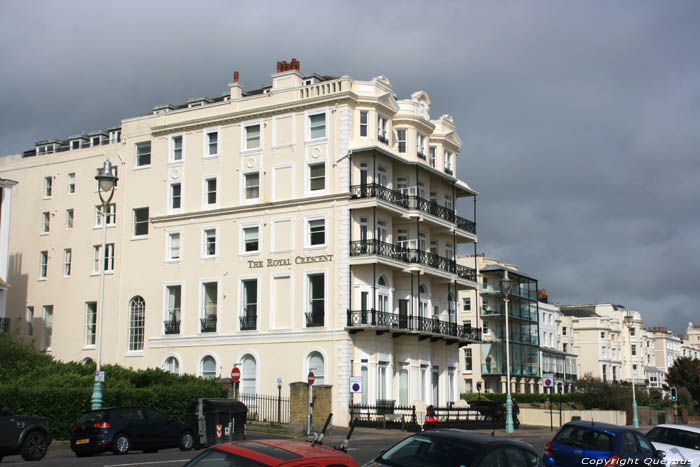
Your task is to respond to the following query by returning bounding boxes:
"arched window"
[377,275,387,287]
[201,355,216,379]
[240,355,257,395]
[419,284,427,295]
[81,357,94,366]
[164,356,180,374]
[308,352,325,385]
[128,296,145,351]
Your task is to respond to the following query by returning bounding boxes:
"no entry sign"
[308,371,315,385]
[231,367,241,383]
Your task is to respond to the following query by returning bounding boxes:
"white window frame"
[199,279,220,333]
[359,110,368,138]
[166,230,183,262]
[68,173,75,194]
[95,203,116,227]
[109,129,120,144]
[305,108,328,142]
[417,134,425,157]
[169,181,183,212]
[304,270,327,328]
[306,350,327,385]
[43,305,53,350]
[203,127,220,158]
[63,248,71,277]
[163,282,184,334]
[85,301,97,347]
[271,218,294,254]
[135,141,151,168]
[202,176,219,210]
[199,353,219,378]
[70,140,81,150]
[305,214,328,249]
[41,212,50,234]
[26,306,34,336]
[305,160,327,197]
[378,115,388,141]
[93,243,115,274]
[241,170,261,204]
[162,355,181,375]
[396,128,407,153]
[44,176,52,198]
[241,119,263,153]
[39,251,48,279]
[66,209,73,230]
[238,276,260,331]
[169,134,184,164]
[91,135,101,147]
[132,207,149,238]
[201,227,218,259]
[239,222,261,256]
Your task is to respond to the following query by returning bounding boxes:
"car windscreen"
[649,428,700,451]
[235,442,301,460]
[77,411,107,424]
[379,435,478,467]
[554,426,615,452]
[184,448,273,467]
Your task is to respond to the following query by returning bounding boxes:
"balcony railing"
[200,315,217,333]
[350,184,476,235]
[417,151,426,160]
[347,309,481,342]
[444,167,453,176]
[306,311,324,327]
[350,239,477,281]
[164,319,180,334]
[239,314,257,331]
[378,135,389,145]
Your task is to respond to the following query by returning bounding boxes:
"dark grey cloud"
[2,0,698,334]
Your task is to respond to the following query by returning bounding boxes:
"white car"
[646,424,700,466]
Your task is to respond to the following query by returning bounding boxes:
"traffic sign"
[350,376,362,393]
[308,371,315,385]
[216,424,222,439]
[95,371,105,383]
[543,377,553,388]
[231,367,241,383]
[277,377,283,386]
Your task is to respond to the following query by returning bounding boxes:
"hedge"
[0,336,226,440]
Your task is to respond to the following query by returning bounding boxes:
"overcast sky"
[2,1,698,334]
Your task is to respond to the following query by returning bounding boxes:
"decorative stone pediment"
[378,93,400,113]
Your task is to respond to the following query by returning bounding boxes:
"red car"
[183,439,358,467]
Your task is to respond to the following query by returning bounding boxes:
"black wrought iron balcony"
[417,151,426,160]
[444,167,453,176]
[350,239,477,281]
[239,314,257,331]
[378,135,389,145]
[305,311,324,327]
[350,184,409,208]
[164,319,180,334]
[455,215,476,234]
[347,309,481,342]
[200,315,217,333]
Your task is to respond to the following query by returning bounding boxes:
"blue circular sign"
[544,378,553,387]
[352,382,360,392]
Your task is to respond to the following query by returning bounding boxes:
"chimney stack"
[234,71,239,83]
[276,58,301,73]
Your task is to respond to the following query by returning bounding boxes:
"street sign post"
[350,376,362,393]
[95,371,105,383]
[277,377,283,424]
[231,367,241,400]
[307,372,315,435]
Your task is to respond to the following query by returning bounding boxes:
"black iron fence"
[349,403,420,431]
[164,319,180,334]
[239,315,257,331]
[423,405,506,430]
[200,316,217,333]
[347,309,481,342]
[238,393,290,424]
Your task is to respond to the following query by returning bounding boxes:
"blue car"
[542,420,666,466]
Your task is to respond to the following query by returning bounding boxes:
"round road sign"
[231,367,241,383]
[543,378,553,387]
[352,382,360,392]
[308,371,315,385]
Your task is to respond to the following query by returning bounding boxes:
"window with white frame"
[68,173,76,193]
[308,111,326,140]
[133,207,149,237]
[44,176,52,197]
[377,362,388,400]
[444,194,453,211]
[307,273,325,327]
[39,251,48,279]
[377,166,388,187]
[93,243,115,273]
[378,116,388,142]
[163,356,180,374]
[398,362,409,405]
[244,172,260,201]
[109,129,120,144]
[463,297,471,311]
[66,209,73,230]
[43,305,53,350]
[396,129,407,153]
[429,239,437,254]
[136,141,151,167]
[445,243,454,260]
[170,182,182,210]
[204,177,217,207]
[42,212,50,233]
[91,136,101,146]
[128,296,145,352]
[308,352,325,385]
[429,146,436,167]
[308,218,325,247]
[26,306,34,336]
[170,135,183,162]
[85,302,96,346]
[308,162,326,193]
[241,279,257,330]
[96,203,116,227]
[205,129,218,157]
[242,226,259,253]
[359,111,368,137]
[244,123,261,151]
[70,140,80,150]
[465,348,473,371]
[202,228,217,257]
[397,229,409,248]
[63,248,71,276]
[417,134,425,157]
[240,355,256,395]
[201,356,216,379]
[167,232,181,261]
[377,220,387,242]
[444,151,452,173]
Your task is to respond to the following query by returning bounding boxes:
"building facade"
[0,60,481,425]
[0,177,18,331]
[538,301,577,393]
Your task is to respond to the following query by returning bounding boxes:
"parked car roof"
[413,430,535,449]
[214,439,355,463]
[654,424,700,434]
[565,420,631,433]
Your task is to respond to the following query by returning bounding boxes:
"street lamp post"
[501,271,514,433]
[624,311,639,428]
[91,160,118,410]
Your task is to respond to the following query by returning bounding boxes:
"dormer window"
[70,140,80,150]
[36,144,55,155]
[91,136,101,147]
[109,130,121,144]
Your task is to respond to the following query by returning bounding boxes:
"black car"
[362,430,540,467]
[0,404,52,462]
[70,406,194,457]
[468,399,507,421]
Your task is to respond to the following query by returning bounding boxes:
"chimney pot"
[234,71,239,83]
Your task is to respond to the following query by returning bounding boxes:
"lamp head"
[501,270,512,296]
[95,159,118,193]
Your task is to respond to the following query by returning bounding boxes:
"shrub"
[0,335,226,439]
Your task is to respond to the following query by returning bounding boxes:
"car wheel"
[179,430,194,451]
[112,433,131,455]
[20,430,48,461]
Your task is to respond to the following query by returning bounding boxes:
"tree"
[665,357,700,406]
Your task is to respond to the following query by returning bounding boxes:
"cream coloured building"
[0,60,480,426]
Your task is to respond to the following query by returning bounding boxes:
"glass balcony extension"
[480,303,538,322]
[350,184,476,235]
[481,341,540,377]
[350,239,477,281]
